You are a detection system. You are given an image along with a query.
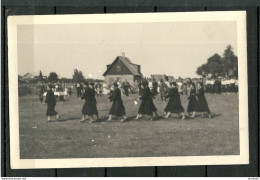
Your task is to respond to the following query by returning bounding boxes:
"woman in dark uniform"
[164,82,185,120]
[187,83,197,117]
[107,82,127,122]
[45,84,60,122]
[81,82,99,123]
[191,82,211,118]
[135,80,159,120]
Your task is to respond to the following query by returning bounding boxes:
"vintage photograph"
[8,12,248,168]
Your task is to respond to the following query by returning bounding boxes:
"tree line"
[196,45,238,78]
[45,69,98,83]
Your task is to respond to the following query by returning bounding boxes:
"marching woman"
[187,83,197,118]
[191,82,211,118]
[45,84,60,122]
[81,82,99,123]
[107,82,127,122]
[135,80,159,120]
[164,82,185,120]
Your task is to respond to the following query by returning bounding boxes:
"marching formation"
[43,78,217,123]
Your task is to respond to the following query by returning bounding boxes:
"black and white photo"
[8,11,248,168]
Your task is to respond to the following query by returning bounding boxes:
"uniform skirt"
[82,100,98,116]
[109,100,126,116]
[187,96,197,113]
[138,98,157,115]
[46,102,57,116]
[164,97,184,113]
[195,96,210,113]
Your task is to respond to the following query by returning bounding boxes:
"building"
[103,53,142,84]
[22,72,36,80]
[21,72,47,84]
[167,76,175,82]
[151,74,167,82]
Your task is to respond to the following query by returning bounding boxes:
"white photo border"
[8,11,249,169]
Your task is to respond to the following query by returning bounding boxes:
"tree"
[222,45,238,78]
[196,66,203,76]
[72,69,85,82]
[48,72,59,82]
[196,53,222,78]
[196,45,238,78]
[207,53,223,78]
[39,70,43,78]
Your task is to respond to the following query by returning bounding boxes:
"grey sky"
[17,21,237,79]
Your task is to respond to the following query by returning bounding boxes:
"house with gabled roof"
[103,53,142,84]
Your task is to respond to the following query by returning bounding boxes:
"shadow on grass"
[187,113,222,119]
[211,113,221,118]
[56,113,222,123]
[58,116,81,122]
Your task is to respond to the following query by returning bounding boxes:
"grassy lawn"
[19,92,239,159]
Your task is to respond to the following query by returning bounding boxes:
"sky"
[17,21,237,79]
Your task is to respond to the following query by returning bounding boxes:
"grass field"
[19,91,239,159]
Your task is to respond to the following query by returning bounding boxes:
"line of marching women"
[135,80,211,121]
[44,80,211,122]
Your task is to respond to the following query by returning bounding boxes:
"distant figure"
[67,86,72,97]
[164,82,185,120]
[152,79,158,96]
[38,83,45,102]
[177,81,183,95]
[191,82,211,118]
[81,82,99,123]
[98,83,103,95]
[230,78,236,93]
[209,79,214,94]
[94,82,102,97]
[137,80,142,95]
[215,79,221,94]
[221,79,227,94]
[187,83,197,117]
[159,79,167,101]
[76,83,82,99]
[235,79,239,93]
[45,84,60,122]
[122,80,130,96]
[148,80,153,91]
[182,81,188,96]
[107,82,127,122]
[135,80,159,120]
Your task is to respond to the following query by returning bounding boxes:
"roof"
[151,74,167,77]
[23,72,39,79]
[103,56,141,76]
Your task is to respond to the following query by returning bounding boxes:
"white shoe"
[80,119,86,122]
[121,116,127,123]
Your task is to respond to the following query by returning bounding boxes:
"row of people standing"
[205,78,238,94]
